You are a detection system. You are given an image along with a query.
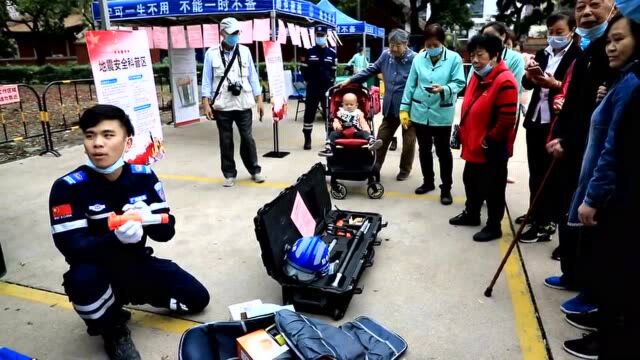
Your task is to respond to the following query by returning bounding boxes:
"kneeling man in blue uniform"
[48,104,210,360]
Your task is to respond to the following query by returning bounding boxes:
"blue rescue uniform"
[49,163,209,335]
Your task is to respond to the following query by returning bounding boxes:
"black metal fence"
[0,84,57,156]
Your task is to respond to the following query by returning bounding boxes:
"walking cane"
[484,157,558,297]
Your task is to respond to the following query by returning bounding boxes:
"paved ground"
[0,100,586,359]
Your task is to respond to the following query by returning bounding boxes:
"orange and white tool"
[108,212,169,231]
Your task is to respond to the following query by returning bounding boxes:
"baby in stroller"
[318,92,382,157]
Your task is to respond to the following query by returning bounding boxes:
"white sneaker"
[252,173,266,183]
[223,177,235,187]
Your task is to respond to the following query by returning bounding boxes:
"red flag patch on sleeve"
[52,204,73,220]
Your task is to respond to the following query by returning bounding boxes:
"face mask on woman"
[427,46,443,57]
[474,63,493,77]
[548,34,572,49]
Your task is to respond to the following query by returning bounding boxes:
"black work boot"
[303,131,312,150]
[449,210,481,226]
[102,325,141,360]
[473,225,503,242]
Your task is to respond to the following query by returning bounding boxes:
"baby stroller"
[324,83,384,200]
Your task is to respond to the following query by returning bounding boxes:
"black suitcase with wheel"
[254,163,385,320]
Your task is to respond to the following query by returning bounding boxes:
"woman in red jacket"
[449,34,518,242]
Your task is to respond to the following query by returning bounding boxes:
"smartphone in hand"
[527,66,546,78]
[424,85,436,93]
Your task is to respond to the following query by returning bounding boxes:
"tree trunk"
[31,22,49,66]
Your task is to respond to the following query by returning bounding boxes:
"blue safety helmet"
[284,236,330,282]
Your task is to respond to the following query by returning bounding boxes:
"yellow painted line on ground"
[0,281,200,334]
[159,173,466,203]
[499,219,548,360]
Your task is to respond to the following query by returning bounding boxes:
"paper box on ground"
[236,330,290,360]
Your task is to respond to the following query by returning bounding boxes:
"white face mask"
[85,157,125,174]
[548,34,572,49]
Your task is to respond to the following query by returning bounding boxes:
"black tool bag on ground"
[254,163,386,320]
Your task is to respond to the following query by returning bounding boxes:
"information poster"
[262,41,287,121]
[86,30,164,165]
[169,48,200,126]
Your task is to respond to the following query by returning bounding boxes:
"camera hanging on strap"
[211,46,242,102]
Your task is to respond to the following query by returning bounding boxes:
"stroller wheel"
[330,183,348,200]
[367,183,384,199]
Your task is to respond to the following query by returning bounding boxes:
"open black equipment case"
[254,163,386,320]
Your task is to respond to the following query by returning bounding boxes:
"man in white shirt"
[201,17,265,187]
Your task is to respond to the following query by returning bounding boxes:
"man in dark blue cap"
[300,25,337,149]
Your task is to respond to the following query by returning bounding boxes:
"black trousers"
[558,218,580,288]
[575,226,600,304]
[302,86,328,134]
[414,123,453,190]
[463,160,508,228]
[597,212,640,359]
[525,124,560,224]
[63,255,209,335]
[215,109,261,179]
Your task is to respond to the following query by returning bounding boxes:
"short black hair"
[481,22,508,37]
[546,11,576,30]
[79,104,135,136]
[423,23,445,43]
[467,34,504,60]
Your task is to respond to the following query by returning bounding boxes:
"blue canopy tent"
[92,0,337,27]
[314,0,385,62]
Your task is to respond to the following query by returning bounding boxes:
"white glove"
[122,201,152,217]
[115,220,144,244]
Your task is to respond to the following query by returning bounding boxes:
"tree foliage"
[1,0,80,64]
[496,0,575,37]
[331,0,474,35]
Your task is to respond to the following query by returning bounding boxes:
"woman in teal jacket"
[400,24,466,204]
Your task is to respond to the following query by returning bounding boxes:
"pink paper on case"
[239,20,253,44]
[253,18,271,41]
[287,22,301,46]
[278,20,287,44]
[299,27,311,49]
[202,24,219,47]
[186,25,203,48]
[290,192,316,237]
[152,27,168,49]
[170,26,187,48]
